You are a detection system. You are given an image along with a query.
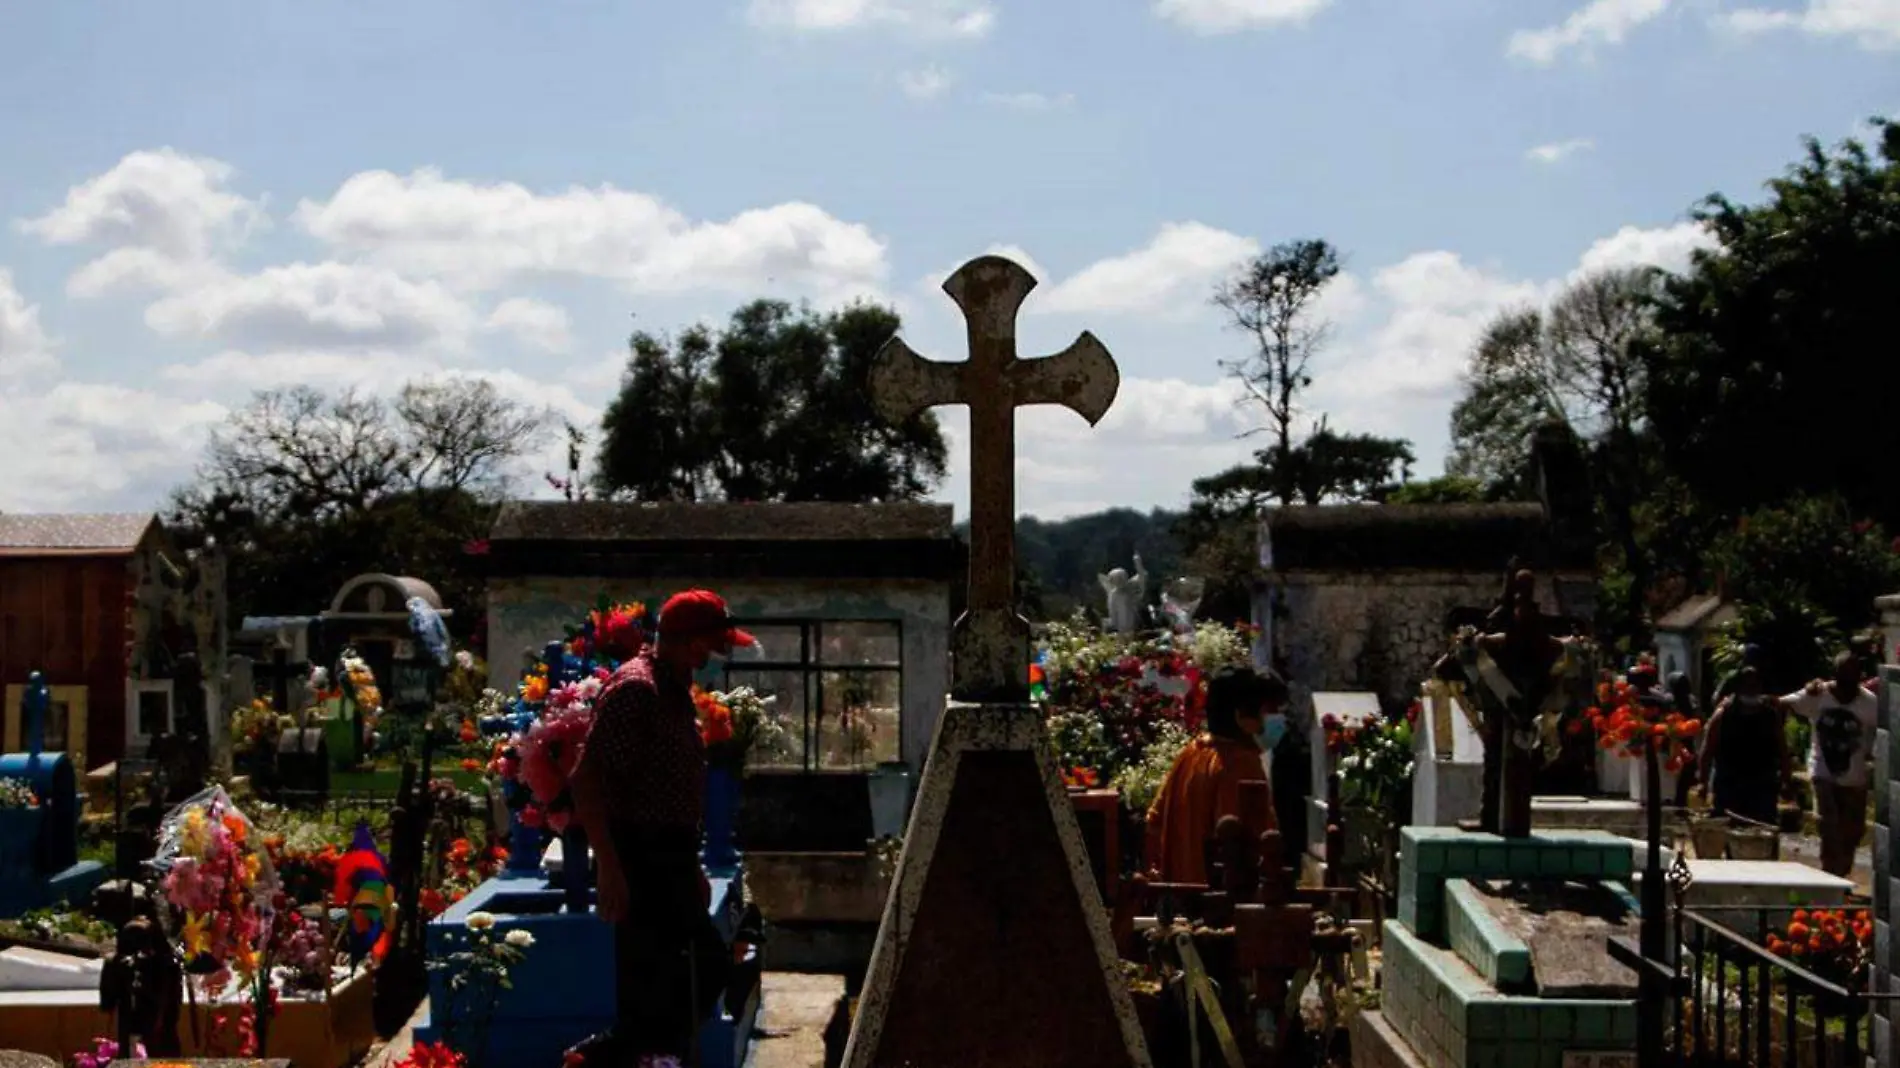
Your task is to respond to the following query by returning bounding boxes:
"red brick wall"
[0,556,130,769]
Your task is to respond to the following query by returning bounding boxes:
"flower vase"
[505,784,544,874]
[868,761,912,840]
[702,765,742,877]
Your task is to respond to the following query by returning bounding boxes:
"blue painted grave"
[420,613,761,1066]
[411,862,760,1067]
[0,673,109,917]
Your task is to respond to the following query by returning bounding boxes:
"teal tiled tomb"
[1355,827,1642,1068]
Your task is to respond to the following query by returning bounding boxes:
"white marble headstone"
[1307,692,1381,850]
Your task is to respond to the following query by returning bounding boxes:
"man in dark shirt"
[570,589,754,1066]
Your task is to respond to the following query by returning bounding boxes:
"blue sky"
[0,0,1894,518]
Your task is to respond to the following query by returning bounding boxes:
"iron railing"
[1661,906,1881,1067]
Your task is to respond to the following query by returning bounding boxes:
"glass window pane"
[726,623,807,666]
[721,668,809,769]
[44,701,69,752]
[816,670,901,769]
[816,622,902,667]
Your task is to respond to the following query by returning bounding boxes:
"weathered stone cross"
[871,254,1120,703]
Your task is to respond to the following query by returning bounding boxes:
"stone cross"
[870,254,1120,702]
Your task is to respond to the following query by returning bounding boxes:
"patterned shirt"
[585,650,704,834]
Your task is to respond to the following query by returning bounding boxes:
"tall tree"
[1213,239,1343,505]
[1642,119,1900,532]
[1443,270,1663,646]
[1446,309,1561,496]
[592,300,948,502]
[172,378,551,639]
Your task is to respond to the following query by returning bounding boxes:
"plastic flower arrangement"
[340,650,384,718]
[0,777,39,809]
[1766,907,1871,991]
[1327,709,1415,813]
[155,787,280,1053]
[230,697,292,756]
[395,1040,469,1068]
[1033,614,1250,787]
[264,837,341,907]
[1585,661,1702,773]
[70,1036,144,1068]
[487,599,651,832]
[1110,720,1194,814]
[701,685,794,772]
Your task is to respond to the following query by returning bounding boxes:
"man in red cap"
[569,589,755,1066]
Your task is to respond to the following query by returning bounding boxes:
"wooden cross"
[870,254,1120,702]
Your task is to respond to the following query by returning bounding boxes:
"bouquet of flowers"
[154,788,278,997]
[230,697,291,756]
[700,685,793,772]
[1766,907,1871,991]
[0,777,39,809]
[1327,706,1416,814]
[1584,660,1702,773]
[487,600,651,832]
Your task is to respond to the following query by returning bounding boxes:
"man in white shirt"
[1780,651,1880,877]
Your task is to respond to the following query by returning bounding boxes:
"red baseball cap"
[658,589,756,651]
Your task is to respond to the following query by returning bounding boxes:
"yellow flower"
[181,913,210,957]
[234,940,258,977]
[181,810,209,855]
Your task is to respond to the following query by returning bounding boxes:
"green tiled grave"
[1382,920,1636,1068]
[1445,879,1530,991]
[1397,827,1633,943]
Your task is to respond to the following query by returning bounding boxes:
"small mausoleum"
[1652,592,1737,705]
[0,513,225,771]
[1252,428,1598,716]
[482,500,961,850]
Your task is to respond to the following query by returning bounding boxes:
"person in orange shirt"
[1143,665,1285,885]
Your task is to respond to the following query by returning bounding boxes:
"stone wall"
[487,576,950,772]
[1873,594,1900,1067]
[1258,571,1593,715]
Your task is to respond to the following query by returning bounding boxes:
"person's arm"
[1779,691,1821,721]
[1697,702,1725,784]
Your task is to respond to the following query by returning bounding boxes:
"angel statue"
[1099,554,1149,634]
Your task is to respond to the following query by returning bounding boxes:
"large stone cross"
[870,254,1120,702]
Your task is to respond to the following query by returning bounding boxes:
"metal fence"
[1660,906,1881,1068]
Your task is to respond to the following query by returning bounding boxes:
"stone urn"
[1689,816,1730,859]
[1726,824,1778,861]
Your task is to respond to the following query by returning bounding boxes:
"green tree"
[1213,239,1343,505]
[592,300,948,502]
[1386,475,1489,504]
[1642,119,1900,531]
[1442,268,1663,646]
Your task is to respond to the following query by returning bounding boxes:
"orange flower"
[460,758,481,773]
[522,674,549,703]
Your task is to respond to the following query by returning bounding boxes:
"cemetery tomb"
[0,677,107,918]
[412,869,761,1068]
[1353,826,1642,1068]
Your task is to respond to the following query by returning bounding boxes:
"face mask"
[1259,713,1289,751]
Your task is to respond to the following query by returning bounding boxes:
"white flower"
[465,911,496,931]
[455,650,476,671]
[504,929,535,948]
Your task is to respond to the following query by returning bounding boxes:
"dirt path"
[745,973,846,1068]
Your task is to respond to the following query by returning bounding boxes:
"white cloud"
[1720,1,1900,50]
[142,261,478,353]
[0,380,224,512]
[1507,0,1672,64]
[0,270,56,378]
[746,0,994,38]
[158,348,442,391]
[1153,0,1333,34]
[898,66,954,100]
[294,168,889,301]
[980,90,1076,111]
[485,297,573,354]
[1526,138,1596,164]
[1574,221,1715,276]
[16,148,264,261]
[1035,223,1260,317]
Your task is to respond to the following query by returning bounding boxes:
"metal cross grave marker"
[869,254,1119,702]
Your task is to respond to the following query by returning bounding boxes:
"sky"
[0,1,1894,522]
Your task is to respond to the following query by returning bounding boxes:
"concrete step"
[1444,879,1531,993]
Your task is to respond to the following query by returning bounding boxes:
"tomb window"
[721,619,904,771]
